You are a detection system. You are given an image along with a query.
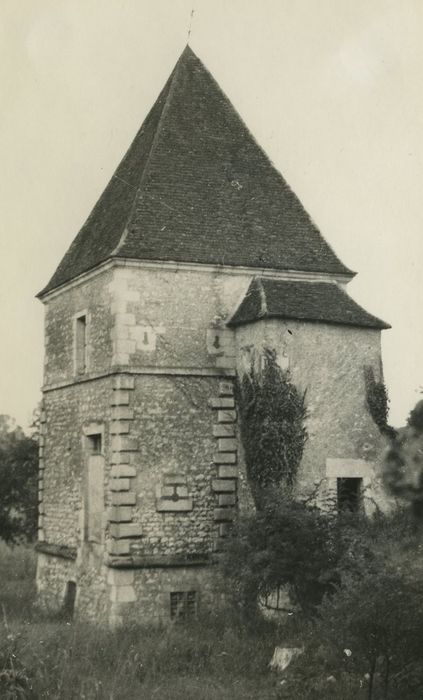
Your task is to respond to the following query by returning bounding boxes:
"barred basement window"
[263,586,289,611]
[170,591,197,620]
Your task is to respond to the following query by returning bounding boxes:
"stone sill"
[107,553,212,569]
[35,542,77,561]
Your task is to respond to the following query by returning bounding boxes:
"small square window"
[87,433,102,455]
[170,591,197,620]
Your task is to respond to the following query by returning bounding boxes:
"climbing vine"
[364,366,396,440]
[236,348,307,509]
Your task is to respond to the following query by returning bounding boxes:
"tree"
[0,414,38,543]
[383,399,423,519]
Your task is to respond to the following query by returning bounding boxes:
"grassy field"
[0,542,391,700]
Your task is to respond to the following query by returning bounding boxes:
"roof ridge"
[112,56,182,257]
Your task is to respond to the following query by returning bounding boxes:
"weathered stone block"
[108,506,133,522]
[218,465,238,479]
[111,390,130,406]
[111,407,134,421]
[110,420,131,434]
[111,436,138,452]
[217,438,237,452]
[213,508,235,521]
[110,478,131,491]
[213,452,237,464]
[163,473,186,485]
[111,452,130,464]
[219,523,232,537]
[114,376,135,390]
[109,584,137,603]
[212,479,236,492]
[110,523,142,538]
[215,356,236,369]
[107,538,131,555]
[208,397,235,409]
[218,494,236,506]
[111,491,136,506]
[111,465,136,478]
[107,568,134,586]
[160,485,176,498]
[219,381,234,396]
[213,423,235,437]
[156,499,193,512]
[217,410,236,423]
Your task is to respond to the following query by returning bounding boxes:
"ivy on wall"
[236,348,307,509]
[364,366,396,440]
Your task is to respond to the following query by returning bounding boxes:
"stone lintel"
[107,553,211,569]
[35,542,77,560]
[326,458,373,479]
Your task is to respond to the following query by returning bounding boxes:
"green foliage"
[383,399,423,518]
[222,496,346,616]
[236,349,307,507]
[364,366,396,439]
[315,568,423,699]
[0,414,38,544]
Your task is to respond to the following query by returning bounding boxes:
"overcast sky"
[1,0,422,430]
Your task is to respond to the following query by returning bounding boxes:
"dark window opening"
[170,591,197,620]
[213,334,221,349]
[337,477,363,513]
[87,433,102,455]
[63,581,76,620]
[75,315,87,374]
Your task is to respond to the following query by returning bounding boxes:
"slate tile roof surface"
[228,278,390,330]
[40,46,353,296]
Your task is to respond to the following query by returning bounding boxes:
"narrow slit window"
[75,315,87,374]
[63,580,77,620]
[170,591,197,620]
[337,477,363,513]
[87,433,102,455]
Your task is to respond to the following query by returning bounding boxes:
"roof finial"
[187,7,195,44]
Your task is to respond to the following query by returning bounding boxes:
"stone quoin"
[36,45,391,624]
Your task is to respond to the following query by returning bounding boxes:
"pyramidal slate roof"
[40,45,354,296]
[228,278,390,330]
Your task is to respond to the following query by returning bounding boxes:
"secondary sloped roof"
[228,278,390,330]
[40,46,353,296]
